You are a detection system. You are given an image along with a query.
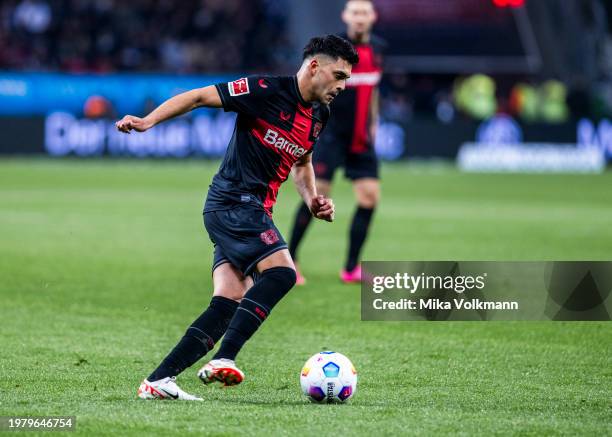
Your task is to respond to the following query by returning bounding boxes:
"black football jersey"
[205,76,330,215]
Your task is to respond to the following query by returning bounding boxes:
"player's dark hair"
[302,35,359,65]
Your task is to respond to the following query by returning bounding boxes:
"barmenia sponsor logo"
[263,129,307,158]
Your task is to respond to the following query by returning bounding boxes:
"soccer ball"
[300,351,357,403]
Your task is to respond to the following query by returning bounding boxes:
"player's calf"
[146,296,239,382]
[207,266,297,375]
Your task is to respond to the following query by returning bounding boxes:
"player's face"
[342,0,377,36]
[311,57,352,105]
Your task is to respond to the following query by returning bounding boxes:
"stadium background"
[1,0,611,161]
[1,0,611,435]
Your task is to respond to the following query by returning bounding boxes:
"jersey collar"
[292,76,312,108]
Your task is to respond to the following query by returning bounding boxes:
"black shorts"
[204,205,288,276]
[312,132,379,182]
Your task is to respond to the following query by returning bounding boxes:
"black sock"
[148,296,238,381]
[346,206,375,271]
[288,203,313,261]
[213,267,296,361]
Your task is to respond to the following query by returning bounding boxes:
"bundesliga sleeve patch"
[228,78,250,96]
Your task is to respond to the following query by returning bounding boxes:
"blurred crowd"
[380,71,612,124]
[2,0,610,123]
[379,0,612,123]
[0,0,291,73]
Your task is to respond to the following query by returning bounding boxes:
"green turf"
[1,158,611,436]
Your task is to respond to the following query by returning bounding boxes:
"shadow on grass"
[118,397,382,408]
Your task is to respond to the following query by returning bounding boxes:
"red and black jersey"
[325,33,385,153]
[205,76,330,215]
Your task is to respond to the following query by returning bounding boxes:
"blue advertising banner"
[0,73,231,116]
[43,111,236,158]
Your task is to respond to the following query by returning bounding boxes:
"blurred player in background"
[289,0,384,284]
[116,35,358,400]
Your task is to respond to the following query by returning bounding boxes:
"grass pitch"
[1,159,611,436]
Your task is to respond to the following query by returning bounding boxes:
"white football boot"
[137,376,202,401]
[197,359,244,386]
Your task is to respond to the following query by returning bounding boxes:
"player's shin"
[213,266,297,361]
[345,206,375,272]
[147,296,238,381]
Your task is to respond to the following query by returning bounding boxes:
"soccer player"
[116,35,358,400]
[288,0,384,284]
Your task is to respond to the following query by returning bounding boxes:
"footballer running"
[116,35,358,400]
[289,0,384,284]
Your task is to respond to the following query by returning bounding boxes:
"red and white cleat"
[197,359,244,387]
[137,376,202,401]
[340,265,362,284]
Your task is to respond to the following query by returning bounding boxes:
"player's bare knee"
[354,179,380,209]
[359,195,378,208]
[256,248,295,272]
[213,274,252,301]
[212,263,252,301]
[357,189,379,208]
[212,284,248,302]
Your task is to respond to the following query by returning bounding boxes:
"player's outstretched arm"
[291,153,335,222]
[115,85,222,133]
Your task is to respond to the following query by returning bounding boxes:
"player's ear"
[309,57,319,76]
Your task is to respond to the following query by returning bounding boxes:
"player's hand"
[310,194,335,222]
[115,115,153,134]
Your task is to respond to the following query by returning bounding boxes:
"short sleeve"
[215,76,277,117]
[307,104,331,155]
